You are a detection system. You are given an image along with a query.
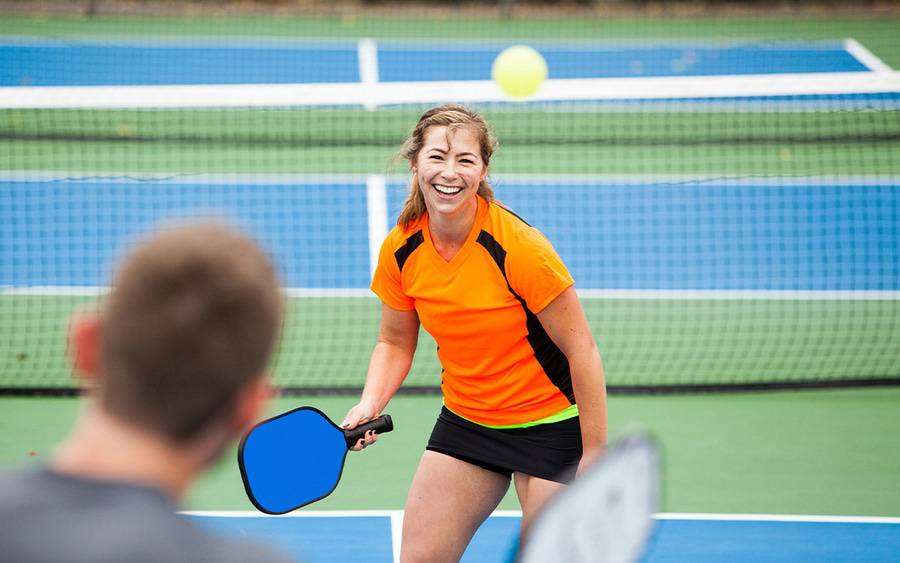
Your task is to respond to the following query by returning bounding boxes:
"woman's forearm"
[359,339,416,413]
[569,341,608,454]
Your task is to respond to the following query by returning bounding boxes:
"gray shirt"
[0,467,295,563]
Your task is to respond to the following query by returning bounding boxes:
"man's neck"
[51,404,198,503]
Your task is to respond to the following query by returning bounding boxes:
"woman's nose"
[441,161,459,179]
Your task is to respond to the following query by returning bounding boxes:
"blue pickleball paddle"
[238,406,393,514]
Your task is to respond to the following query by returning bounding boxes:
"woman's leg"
[513,472,567,536]
[400,450,511,563]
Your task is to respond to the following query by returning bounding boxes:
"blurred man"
[0,221,294,563]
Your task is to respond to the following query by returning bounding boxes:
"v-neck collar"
[422,196,488,273]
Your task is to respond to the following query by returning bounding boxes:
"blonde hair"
[396,104,498,230]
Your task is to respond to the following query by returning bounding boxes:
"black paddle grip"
[343,414,393,449]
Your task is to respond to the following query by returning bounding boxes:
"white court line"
[576,290,900,301]
[366,174,389,280]
[357,38,380,111]
[656,513,900,524]
[2,71,899,109]
[181,509,405,518]
[181,509,900,525]
[390,512,403,563]
[844,38,894,74]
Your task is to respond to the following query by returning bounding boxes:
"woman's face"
[413,125,486,221]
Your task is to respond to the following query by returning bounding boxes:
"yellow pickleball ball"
[492,45,548,99]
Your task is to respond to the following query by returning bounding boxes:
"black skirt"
[426,406,583,483]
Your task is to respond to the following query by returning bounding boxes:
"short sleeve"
[505,227,574,314]
[370,234,415,311]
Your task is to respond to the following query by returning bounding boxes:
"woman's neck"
[428,197,478,250]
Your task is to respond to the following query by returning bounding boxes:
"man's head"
[75,221,283,445]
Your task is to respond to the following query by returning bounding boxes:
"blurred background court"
[1,0,898,561]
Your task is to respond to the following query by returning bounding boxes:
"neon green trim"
[447,404,579,429]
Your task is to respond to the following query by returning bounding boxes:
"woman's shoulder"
[384,219,426,248]
[487,201,553,251]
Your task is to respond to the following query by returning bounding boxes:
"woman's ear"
[68,312,101,383]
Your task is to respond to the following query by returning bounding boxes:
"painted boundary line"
[180,509,900,524]
[366,174,389,279]
[844,38,894,74]
[2,71,898,109]
[357,37,379,112]
[656,513,900,524]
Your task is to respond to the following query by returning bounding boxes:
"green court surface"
[4,295,899,390]
[5,108,898,176]
[10,139,897,176]
[2,389,899,516]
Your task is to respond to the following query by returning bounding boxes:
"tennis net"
[2,64,899,394]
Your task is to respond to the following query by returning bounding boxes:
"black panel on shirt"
[394,230,425,272]
[476,230,575,404]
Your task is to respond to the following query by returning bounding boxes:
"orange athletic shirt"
[371,196,576,426]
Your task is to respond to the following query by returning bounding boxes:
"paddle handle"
[343,415,393,449]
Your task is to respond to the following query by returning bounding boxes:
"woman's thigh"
[514,472,568,534]
[401,450,511,563]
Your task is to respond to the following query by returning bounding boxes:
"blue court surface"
[0,38,879,87]
[183,511,900,563]
[2,175,898,291]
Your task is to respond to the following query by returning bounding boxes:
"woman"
[343,104,607,562]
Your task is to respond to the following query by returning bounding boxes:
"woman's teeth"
[434,184,463,195]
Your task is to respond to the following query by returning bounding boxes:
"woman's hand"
[575,445,607,478]
[341,401,381,451]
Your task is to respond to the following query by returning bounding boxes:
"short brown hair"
[396,104,498,230]
[100,222,283,443]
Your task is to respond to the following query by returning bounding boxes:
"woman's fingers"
[351,429,379,451]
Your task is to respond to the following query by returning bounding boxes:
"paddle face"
[519,433,660,563]
[238,406,349,514]
[238,406,394,514]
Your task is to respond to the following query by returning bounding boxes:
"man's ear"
[68,312,101,383]
[232,376,273,435]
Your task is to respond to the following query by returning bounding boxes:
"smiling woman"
[395,105,498,235]
[411,124,488,259]
[340,103,608,562]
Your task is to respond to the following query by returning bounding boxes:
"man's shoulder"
[0,466,55,506]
